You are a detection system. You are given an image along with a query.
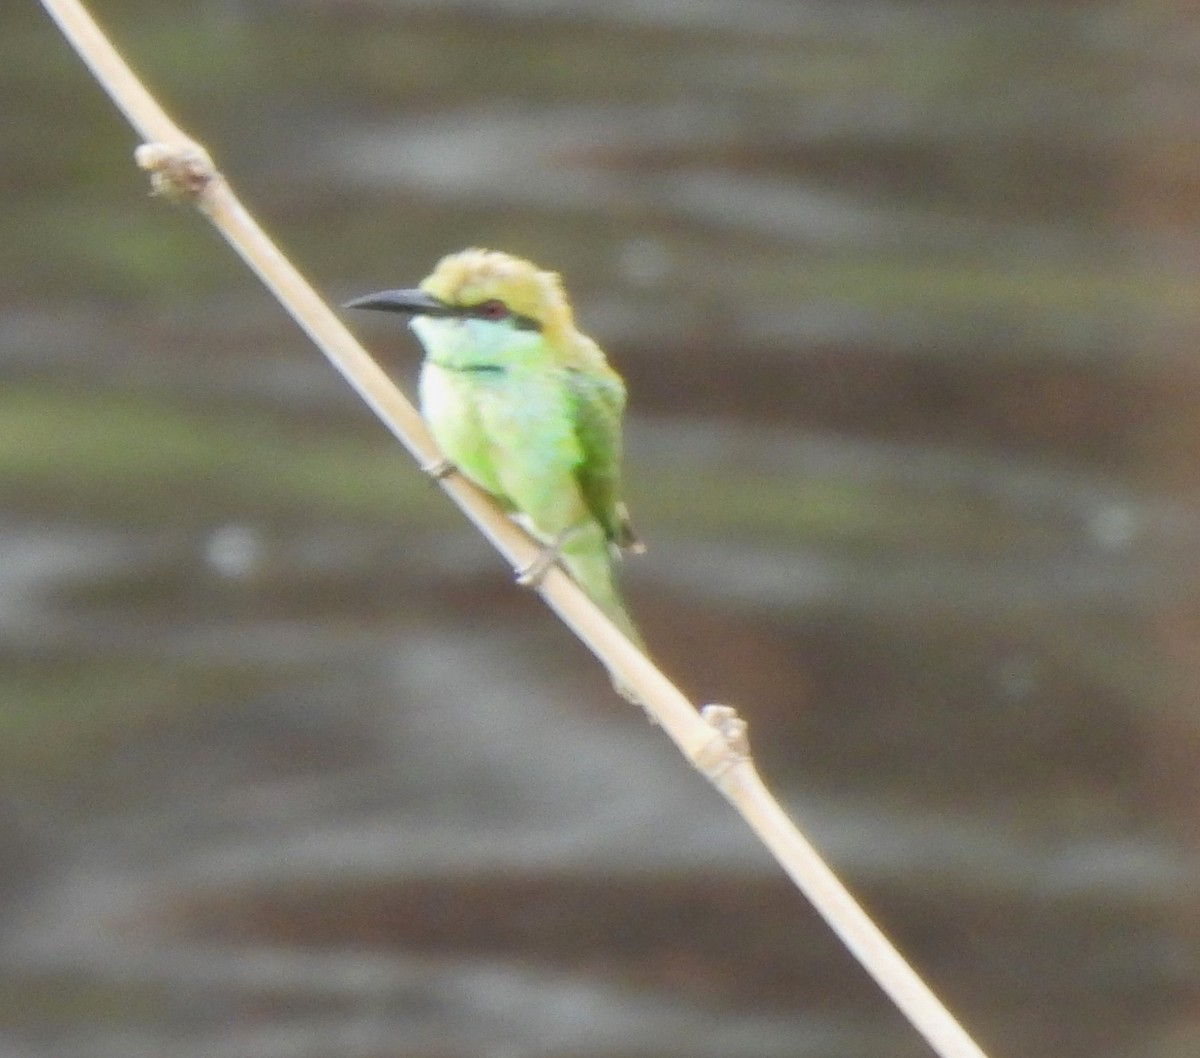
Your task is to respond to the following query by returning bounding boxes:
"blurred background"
[3,0,1200,1055]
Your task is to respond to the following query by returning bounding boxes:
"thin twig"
[37,2,994,1056]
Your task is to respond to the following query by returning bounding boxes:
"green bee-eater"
[347,248,645,659]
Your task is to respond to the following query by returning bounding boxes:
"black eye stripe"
[463,302,541,331]
[476,298,509,320]
[511,313,542,332]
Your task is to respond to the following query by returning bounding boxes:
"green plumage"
[349,248,644,660]
[417,327,643,651]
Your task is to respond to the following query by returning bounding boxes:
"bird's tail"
[561,543,645,651]
[549,520,652,700]
[559,530,647,704]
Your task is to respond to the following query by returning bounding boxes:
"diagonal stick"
[36,2,995,1056]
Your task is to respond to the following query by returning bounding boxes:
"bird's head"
[345,249,576,347]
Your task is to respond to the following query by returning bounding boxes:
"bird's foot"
[515,541,562,589]
[421,457,456,481]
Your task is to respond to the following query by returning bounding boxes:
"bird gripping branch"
[347,249,646,662]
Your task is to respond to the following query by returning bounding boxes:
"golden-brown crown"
[419,249,575,341]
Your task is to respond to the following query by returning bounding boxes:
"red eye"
[478,299,509,320]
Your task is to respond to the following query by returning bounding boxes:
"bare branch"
[37,3,995,1057]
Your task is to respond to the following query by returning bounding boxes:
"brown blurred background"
[2,1,1199,1056]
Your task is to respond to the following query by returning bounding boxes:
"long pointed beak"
[343,288,453,316]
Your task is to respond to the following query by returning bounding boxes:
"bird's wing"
[566,365,641,551]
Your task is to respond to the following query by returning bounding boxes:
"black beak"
[343,288,454,317]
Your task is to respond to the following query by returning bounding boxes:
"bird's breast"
[418,361,512,497]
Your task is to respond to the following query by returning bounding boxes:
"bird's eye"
[477,299,509,320]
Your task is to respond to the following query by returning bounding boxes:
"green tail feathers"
[559,539,644,652]
[561,543,645,706]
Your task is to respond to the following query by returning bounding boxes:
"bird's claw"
[515,544,562,589]
[421,457,456,481]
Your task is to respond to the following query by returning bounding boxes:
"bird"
[346,248,646,670]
